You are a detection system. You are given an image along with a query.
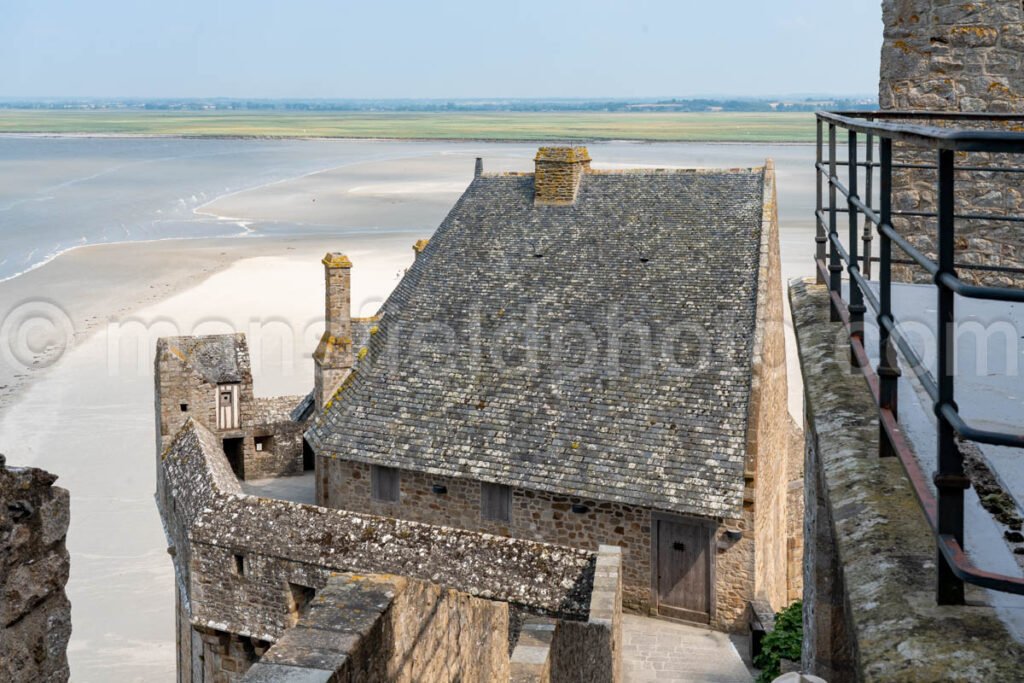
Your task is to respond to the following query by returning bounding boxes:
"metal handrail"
[814,110,1024,604]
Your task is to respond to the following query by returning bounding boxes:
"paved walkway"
[622,614,755,683]
[239,471,316,504]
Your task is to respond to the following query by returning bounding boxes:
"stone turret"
[474,157,483,178]
[313,253,354,412]
[534,146,591,206]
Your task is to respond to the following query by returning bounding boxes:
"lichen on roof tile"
[308,167,767,518]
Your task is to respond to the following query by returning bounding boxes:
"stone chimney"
[313,253,354,412]
[534,146,591,205]
[474,157,483,178]
[412,239,429,261]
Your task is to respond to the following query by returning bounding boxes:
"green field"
[0,110,816,142]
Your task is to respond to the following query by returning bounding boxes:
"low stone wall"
[548,546,623,683]
[243,573,509,682]
[791,279,1024,681]
[0,455,72,683]
[161,420,596,648]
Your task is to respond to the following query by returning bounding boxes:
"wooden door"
[656,518,711,623]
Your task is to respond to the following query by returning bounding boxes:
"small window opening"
[233,554,245,576]
[481,483,512,522]
[179,403,189,412]
[371,465,400,503]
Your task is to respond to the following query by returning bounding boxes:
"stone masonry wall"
[320,456,753,631]
[792,278,1024,681]
[160,421,596,652]
[548,546,623,683]
[785,418,805,604]
[749,160,797,612]
[0,456,71,683]
[242,573,510,682]
[881,0,1024,287]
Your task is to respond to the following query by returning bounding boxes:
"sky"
[0,0,882,99]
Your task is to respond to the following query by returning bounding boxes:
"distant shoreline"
[0,110,818,143]
[0,132,817,145]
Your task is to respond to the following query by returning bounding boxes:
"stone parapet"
[242,572,509,682]
[548,545,623,683]
[790,278,1024,681]
[160,420,596,644]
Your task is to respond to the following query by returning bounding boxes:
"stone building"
[154,333,312,483]
[307,148,802,631]
[155,147,801,680]
[0,455,72,683]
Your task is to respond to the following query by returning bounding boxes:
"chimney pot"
[474,157,483,178]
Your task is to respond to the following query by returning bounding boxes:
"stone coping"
[162,419,597,624]
[790,278,1024,681]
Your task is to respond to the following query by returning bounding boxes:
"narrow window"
[233,554,245,576]
[371,465,400,503]
[481,483,512,522]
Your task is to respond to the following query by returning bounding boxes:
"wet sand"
[0,232,420,682]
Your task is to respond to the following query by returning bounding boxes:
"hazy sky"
[0,1,882,99]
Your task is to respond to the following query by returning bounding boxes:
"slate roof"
[307,168,768,518]
[164,334,250,385]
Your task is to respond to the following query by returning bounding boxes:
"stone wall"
[880,0,1024,287]
[319,456,754,631]
[0,456,71,683]
[749,159,798,612]
[161,420,596,653]
[785,419,805,604]
[791,278,1024,681]
[548,546,623,683]
[243,573,510,682]
[880,0,1024,112]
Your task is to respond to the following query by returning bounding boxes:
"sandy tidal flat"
[0,232,419,682]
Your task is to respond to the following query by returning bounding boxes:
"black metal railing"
[815,110,1024,604]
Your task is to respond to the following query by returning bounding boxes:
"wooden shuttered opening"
[216,384,240,430]
[371,465,400,502]
[481,483,511,522]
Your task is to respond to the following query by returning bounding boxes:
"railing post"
[863,133,875,280]
[848,130,865,367]
[877,137,900,458]
[935,148,966,606]
[829,124,842,321]
[816,117,826,284]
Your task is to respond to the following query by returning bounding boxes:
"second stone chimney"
[533,146,591,205]
[313,252,354,412]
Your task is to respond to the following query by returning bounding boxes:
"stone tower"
[313,253,354,412]
[880,0,1024,286]
[533,146,591,205]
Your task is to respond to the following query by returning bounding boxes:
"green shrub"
[753,600,802,683]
